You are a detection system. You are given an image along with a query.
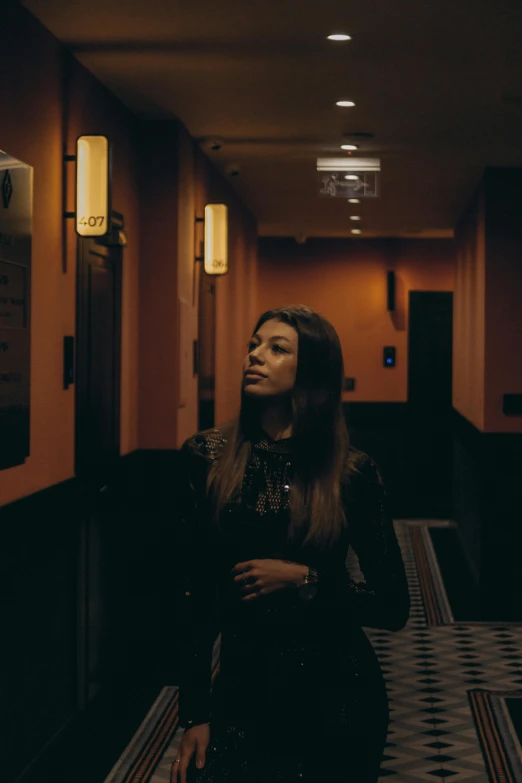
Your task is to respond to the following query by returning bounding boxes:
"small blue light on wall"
[383,346,396,367]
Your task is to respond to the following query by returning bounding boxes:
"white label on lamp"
[76,136,109,237]
[204,204,228,275]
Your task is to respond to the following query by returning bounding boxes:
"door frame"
[75,235,122,478]
[407,290,453,408]
[74,222,123,709]
[197,273,216,431]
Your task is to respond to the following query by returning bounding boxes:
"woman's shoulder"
[182,426,228,462]
[343,445,383,490]
[345,445,375,474]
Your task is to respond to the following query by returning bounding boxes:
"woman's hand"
[231,559,308,600]
[171,723,210,783]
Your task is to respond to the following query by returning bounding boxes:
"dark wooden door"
[407,291,453,517]
[76,238,122,479]
[198,274,216,430]
[75,236,122,706]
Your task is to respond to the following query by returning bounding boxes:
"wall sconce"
[204,204,228,275]
[75,136,110,236]
[64,135,111,238]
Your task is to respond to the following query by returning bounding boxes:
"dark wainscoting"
[107,450,185,684]
[343,402,453,519]
[344,402,410,518]
[1,479,80,783]
[2,451,186,783]
[451,409,522,622]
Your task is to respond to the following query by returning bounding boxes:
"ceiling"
[21,0,522,239]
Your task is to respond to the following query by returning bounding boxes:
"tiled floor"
[361,522,522,782]
[104,520,522,783]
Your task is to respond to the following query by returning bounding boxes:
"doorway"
[407,291,453,517]
[75,232,122,707]
[198,273,216,430]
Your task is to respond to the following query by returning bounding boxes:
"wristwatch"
[297,566,319,601]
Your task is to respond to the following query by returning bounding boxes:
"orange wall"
[453,169,522,434]
[138,122,182,449]
[176,124,199,445]
[0,4,258,495]
[137,123,258,446]
[454,183,486,430]
[1,3,140,506]
[199,155,258,426]
[257,238,455,402]
[66,56,141,458]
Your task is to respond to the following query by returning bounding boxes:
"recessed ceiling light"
[327,34,352,41]
[344,174,359,180]
[341,144,358,151]
[351,229,362,234]
[349,215,361,221]
[348,198,360,203]
[336,101,356,107]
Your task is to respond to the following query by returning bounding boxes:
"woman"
[171,305,410,783]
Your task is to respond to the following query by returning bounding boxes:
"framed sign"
[0,150,32,470]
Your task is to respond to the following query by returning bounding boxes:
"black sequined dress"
[175,428,410,782]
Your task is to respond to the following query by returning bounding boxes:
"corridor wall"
[137,122,258,445]
[198,154,258,427]
[452,168,522,620]
[257,237,455,403]
[0,3,142,782]
[0,5,258,783]
[0,1,141,509]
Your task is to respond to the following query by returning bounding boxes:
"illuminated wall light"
[341,144,358,150]
[336,100,356,107]
[345,174,359,180]
[348,198,360,203]
[351,229,362,234]
[349,215,361,221]
[76,135,110,237]
[204,204,228,275]
[327,33,352,41]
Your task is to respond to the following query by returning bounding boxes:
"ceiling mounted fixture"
[341,144,358,151]
[317,158,380,172]
[317,158,380,199]
[327,34,351,41]
[351,229,362,234]
[348,198,360,203]
[336,101,356,107]
[349,215,361,220]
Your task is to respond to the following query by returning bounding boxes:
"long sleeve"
[336,457,410,631]
[303,456,410,632]
[175,442,220,729]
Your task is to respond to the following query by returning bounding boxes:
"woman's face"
[242,318,298,398]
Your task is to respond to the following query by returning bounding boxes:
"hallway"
[2,2,522,781]
[59,519,522,783]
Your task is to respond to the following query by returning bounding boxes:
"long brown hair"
[207,305,353,550]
